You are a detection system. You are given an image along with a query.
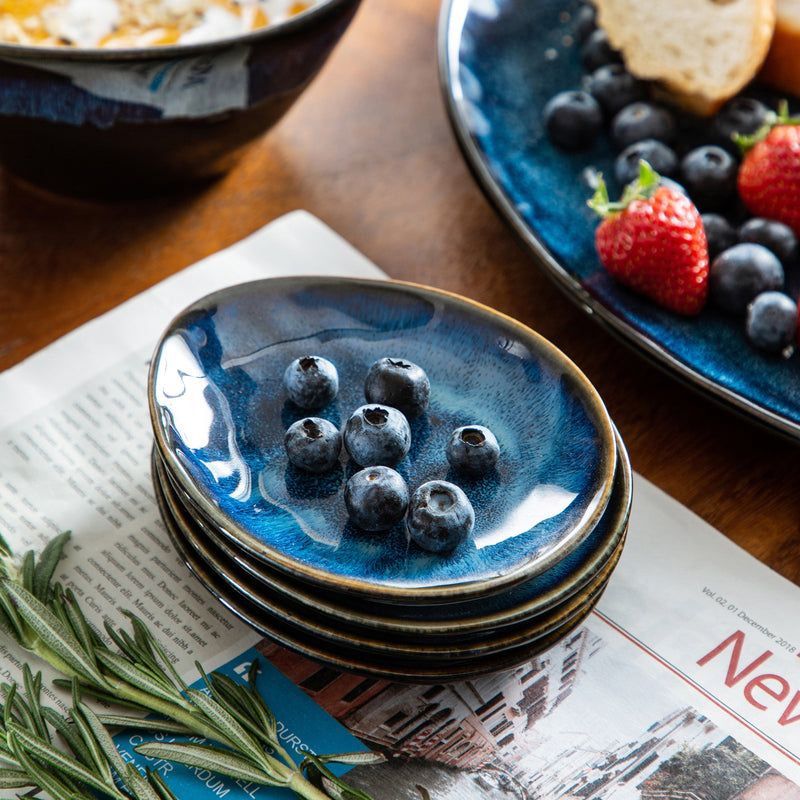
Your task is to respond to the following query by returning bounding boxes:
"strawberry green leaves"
[737,101,800,236]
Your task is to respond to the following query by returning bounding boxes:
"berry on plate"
[345,466,409,532]
[610,101,676,150]
[701,213,738,259]
[737,217,799,267]
[364,357,430,418]
[679,145,738,212]
[284,417,342,473]
[542,90,603,151]
[406,480,475,553]
[709,243,784,315]
[745,291,798,354]
[588,160,709,315]
[446,425,499,476]
[587,63,647,118]
[580,28,622,73]
[343,404,411,467]
[737,102,800,236]
[283,355,339,410]
[712,97,770,151]
[614,139,678,186]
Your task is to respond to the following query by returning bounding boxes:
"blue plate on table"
[155,451,618,658]
[154,425,629,634]
[155,467,602,681]
[438,0,800,439]
[148,276,616,604]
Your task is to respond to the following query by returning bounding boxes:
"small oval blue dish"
[438,0,800,440]
[152,423,629,634]
[148,276,616,603]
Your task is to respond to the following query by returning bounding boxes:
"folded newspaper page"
[0,210,798,800]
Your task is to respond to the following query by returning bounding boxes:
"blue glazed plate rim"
[437,0,800,441]
[153,425,630,633]
[160,485,603,681]
[148,275,617,602]
[155,453,621,657]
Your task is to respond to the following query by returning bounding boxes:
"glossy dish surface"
[153,444,627,645]
[149,276,616,602]
[438,0,800,439]
[156,462,619,659]
[153,426,630,633]
[161,492,605,681]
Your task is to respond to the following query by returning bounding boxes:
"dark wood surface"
[2,0,798,584]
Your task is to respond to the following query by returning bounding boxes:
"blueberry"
[737,217,798,267]
[746,291,798,354]
[446,425,499,476]
[343,404,411,467]
[345,466,409,532]
[702,213,738,260]
[364,357,430,418]
[284,417,342,473]
[712,97,770,150]
[283,356,338,410]
[657,176,688,196]
[611,102,676,150]
[580,28,622,73]
[586,63,648,118]
[709,243,785,315]
[574,2,597,43]
[406,480,475,553]
[542,90,603,151]
[679,145,738,211]
[614,140,678,186]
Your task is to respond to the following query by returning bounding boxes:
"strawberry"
[737,102,800,236]
[588,161,709,316]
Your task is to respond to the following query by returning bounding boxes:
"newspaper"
[0,210,799,800]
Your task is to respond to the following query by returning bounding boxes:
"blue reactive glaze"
[440,0,800,438]
[150,277,615,598]
[160,432,628,630]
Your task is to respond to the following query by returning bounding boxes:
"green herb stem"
[0,533,381,800]
[288,771,342,800]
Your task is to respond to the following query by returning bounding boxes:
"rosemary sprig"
[0,532,382,800]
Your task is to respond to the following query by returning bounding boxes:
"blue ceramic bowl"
[0,0,360,197]
[148,276,617,603]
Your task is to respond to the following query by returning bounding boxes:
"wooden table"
[1,0,798,586]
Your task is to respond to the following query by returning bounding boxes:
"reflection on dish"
[155,332,251,502]
[476,483,576,549]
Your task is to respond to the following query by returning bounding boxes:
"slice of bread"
[759,0,800,94]
[594,0,776,116]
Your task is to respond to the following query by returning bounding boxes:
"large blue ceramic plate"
[148,276,616,603]
[439,0,800,439]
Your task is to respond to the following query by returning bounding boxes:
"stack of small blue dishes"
[147,276,632,682]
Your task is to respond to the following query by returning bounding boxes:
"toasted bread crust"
[595,0,776,116]
[759,0,800,94]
